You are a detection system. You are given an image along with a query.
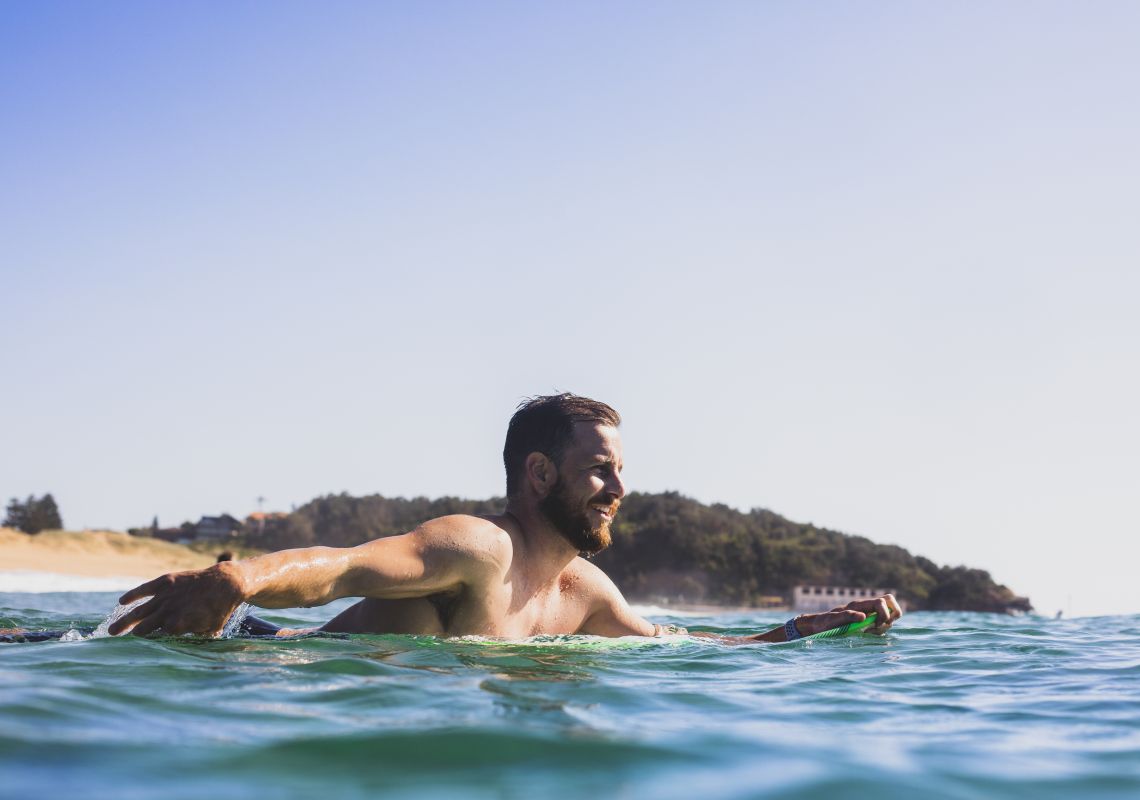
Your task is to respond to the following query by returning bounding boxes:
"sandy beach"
[0,527,218,582]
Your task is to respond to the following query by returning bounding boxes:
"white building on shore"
[792,585,900,613]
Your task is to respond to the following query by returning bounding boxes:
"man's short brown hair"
[503,394,621,497]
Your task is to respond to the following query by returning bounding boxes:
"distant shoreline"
[0,528,218,584]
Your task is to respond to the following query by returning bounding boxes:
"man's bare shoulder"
[401,514,514,564]
[567,557,655,637]
[564,556,626,605]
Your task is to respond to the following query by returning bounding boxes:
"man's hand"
[107,562,246,637]
[747,593,903,643]
[793,594,903,637]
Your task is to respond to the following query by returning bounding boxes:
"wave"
[0,571,146,593]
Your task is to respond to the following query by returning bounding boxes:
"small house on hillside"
[245,511,288,533]
[195,514,242,540]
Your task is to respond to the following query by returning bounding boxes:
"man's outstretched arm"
[581,575,903,642]
[107,516,494,637]
[736,594,903,642]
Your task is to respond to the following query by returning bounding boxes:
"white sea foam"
[0,571,149,594]
[221,603,252,638]
[89,597,150,639]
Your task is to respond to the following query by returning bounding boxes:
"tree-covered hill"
[237,490,1031,613]
[594,492,1030,613]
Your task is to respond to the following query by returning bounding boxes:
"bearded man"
[109,394,901,641]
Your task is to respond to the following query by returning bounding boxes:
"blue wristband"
[784,617,803,641]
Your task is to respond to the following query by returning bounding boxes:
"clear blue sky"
[4,2,1138,616]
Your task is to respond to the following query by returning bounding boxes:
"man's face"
[539,423,626,554]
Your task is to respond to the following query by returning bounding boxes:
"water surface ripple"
[2,592,1137,799]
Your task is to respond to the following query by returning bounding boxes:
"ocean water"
[1,590,1138,800]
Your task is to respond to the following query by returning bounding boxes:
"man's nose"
[606,470,627,500]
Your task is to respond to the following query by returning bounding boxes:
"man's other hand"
[794,594,903,637]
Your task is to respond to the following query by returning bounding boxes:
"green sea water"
[2,591,1138,799]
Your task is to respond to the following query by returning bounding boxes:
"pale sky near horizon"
[4,2,1138,617]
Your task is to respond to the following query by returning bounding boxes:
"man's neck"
[503,501,581,581]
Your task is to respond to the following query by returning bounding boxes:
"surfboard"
[798,612,879,640]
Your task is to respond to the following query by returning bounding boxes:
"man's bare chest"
[450,573,593,637]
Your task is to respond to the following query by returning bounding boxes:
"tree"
[4,494,63,534]
[4,497,27,531]
[37,494,63,531]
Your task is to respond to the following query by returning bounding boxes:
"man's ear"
[525,452,558,498]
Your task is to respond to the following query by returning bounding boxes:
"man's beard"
[539,478,617,555]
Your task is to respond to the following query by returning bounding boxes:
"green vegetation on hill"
[233,490,1029,613]
[594,492,1030,613]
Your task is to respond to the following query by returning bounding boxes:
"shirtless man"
[107,394,902,642]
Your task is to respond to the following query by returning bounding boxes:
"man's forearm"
[230,546,357,608]
[109,543,367,637]
[749,625,788,643]
[694,615,857,645]
[686,624,787,644]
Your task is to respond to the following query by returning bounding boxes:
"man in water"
[108,394,902,642]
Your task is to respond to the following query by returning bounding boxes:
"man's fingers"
[129,614,165,637]
[872,594,904,628]
[107,597,162,636]
[885,593,903,621]
[873,598,891,629]
[118,575,171,606]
